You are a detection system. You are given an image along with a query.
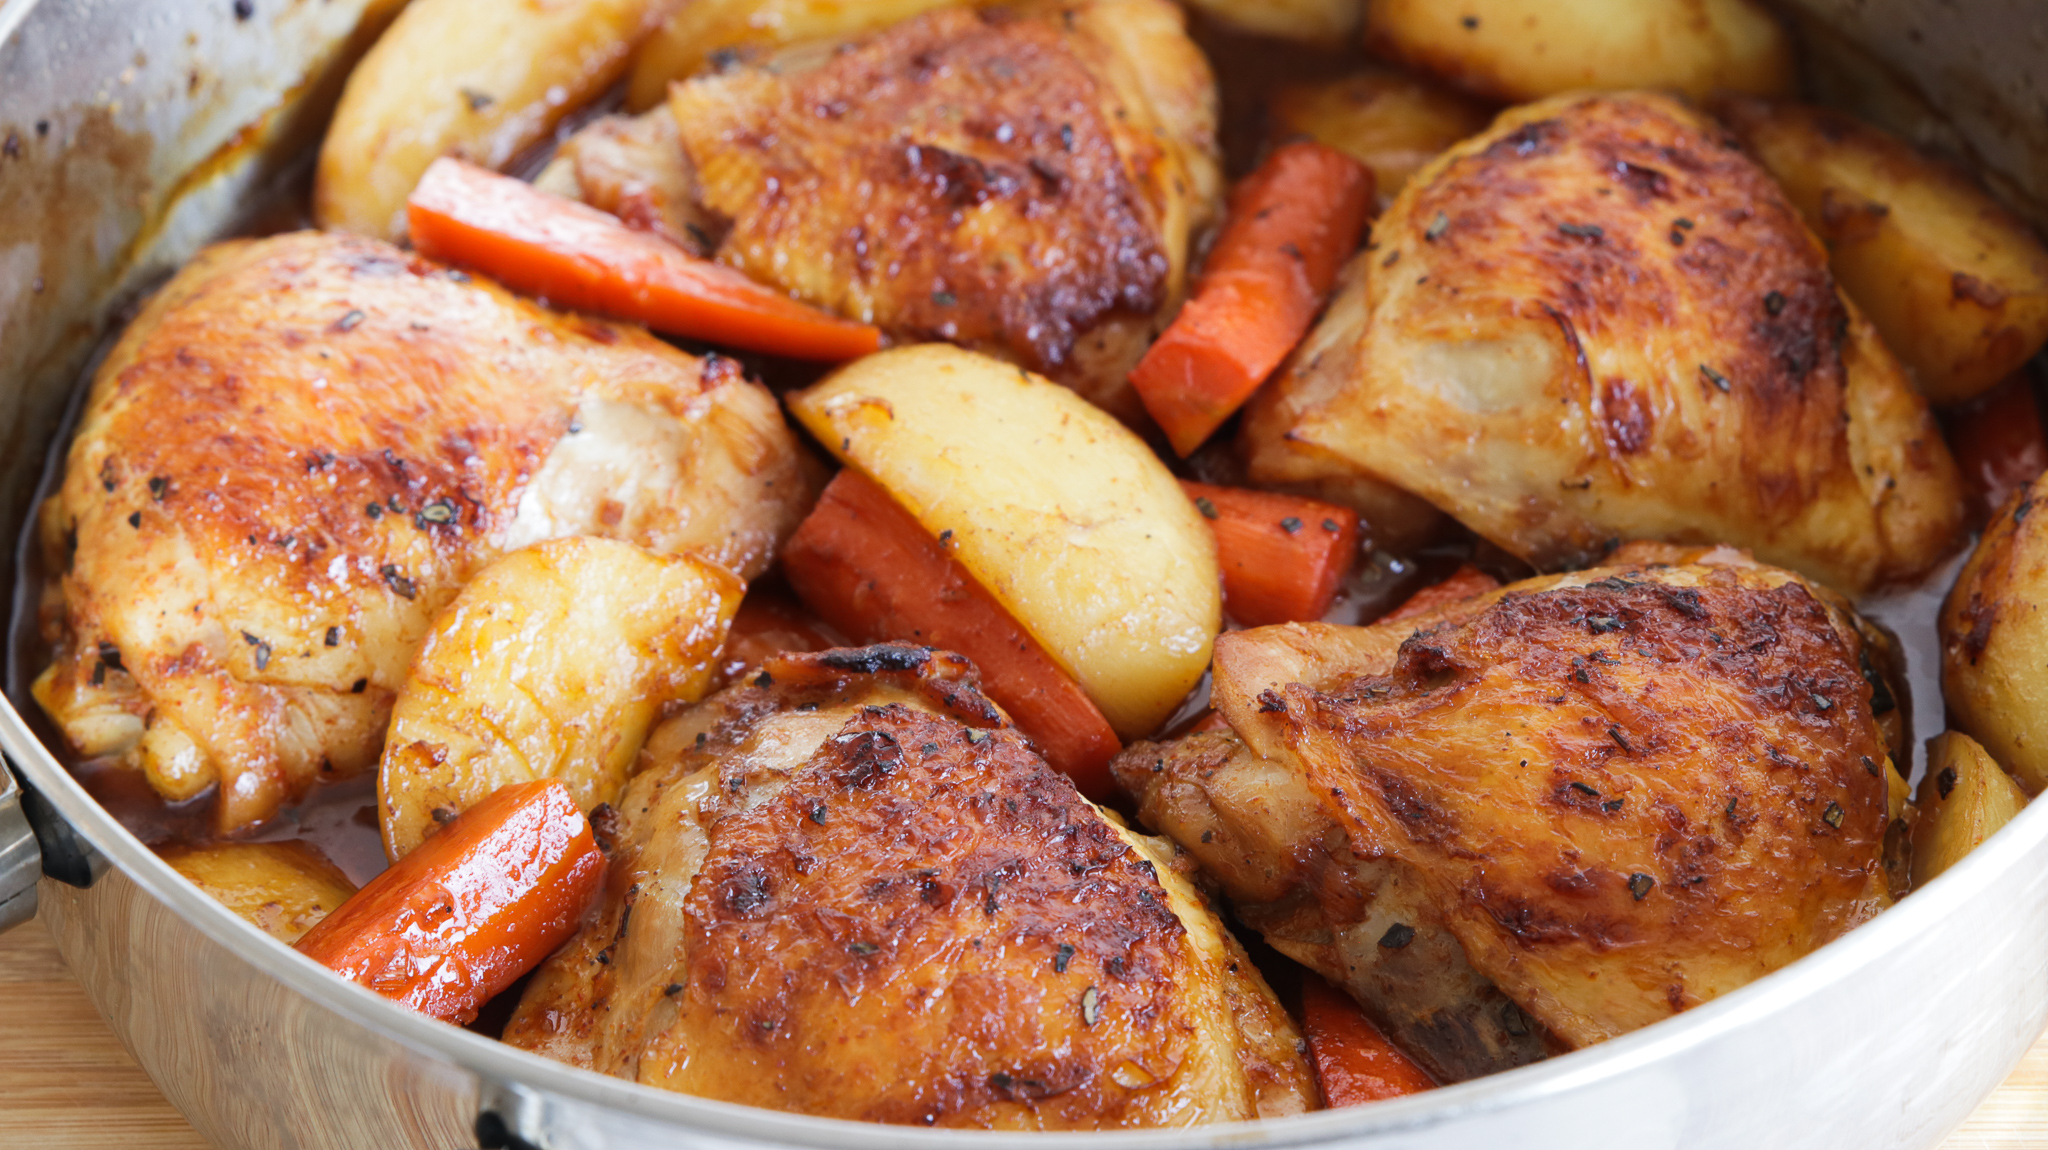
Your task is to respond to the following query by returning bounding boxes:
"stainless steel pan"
[3,1,2046,1146]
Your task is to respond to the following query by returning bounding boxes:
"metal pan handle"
[0,753,106,933]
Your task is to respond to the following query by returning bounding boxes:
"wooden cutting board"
[3,915,2044,1147]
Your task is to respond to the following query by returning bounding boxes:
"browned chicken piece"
[33,230,812,833]
[1241,90,1964,594]
[1115,548,1900,1071]
[538,107,719,257]
[667,0,1221,421]
[505,645,1313,1128]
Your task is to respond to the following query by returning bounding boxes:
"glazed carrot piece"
[1181,481,1360,626]
[295,779,604,1024]
[1945,371,2047,528]
[1301,975,1437,1106]
[406,158,881,361]
[783,468,1122,798]
[1131,141,1374,456]
[1381,564,1502,625]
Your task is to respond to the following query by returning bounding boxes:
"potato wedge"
[1182,0,1362,44]
[1364,0,1792,104]
[1911,732,2027,888]
[788,345,1220,738]
[160,841,358,944]
[316,0,677,239]
[379,537,741,860]
[1268,69,1493,207]
[1717,98,2048,405]
[1943,474,2048,796]
[625,0,969,111]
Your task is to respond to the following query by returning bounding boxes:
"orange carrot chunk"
[295,779,605,1024]
[1301,975,1437,1107]
[1945,371,2047,528]
[1381,563,1502,625]
[406,157,881,361]
[783,468,1122,799]
[1131,141,1374,456]
[1181,481,1360,626]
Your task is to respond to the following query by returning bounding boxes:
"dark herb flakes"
[381,565,417,600]
[848,941,879,956]
[1822,801,1846,829]
[241,631,272,671]
[1569,781,1599,798]
[1763,290,1786,316]
[1628,873,1655,900]
[1425,212,1449,241]
[1322,518,1340,533]
[1279,516,1303,534]
[1937,767,1958,800]
[1700,364,1731,392]
[148,476,168,501]
[1557,222,1604,241]
[332,309,366,333]
[1194,496,1218,520]
[1378,922,1416,950]
[324,626,341,648]
[1053,943,1075,973]
[127,511,142,529]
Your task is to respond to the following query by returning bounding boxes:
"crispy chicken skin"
[667,0,1221,421]
[1242,91,1963,594]
[505,645,1312,1128]
[33,231,812,832]
[1116,549,1898,1065]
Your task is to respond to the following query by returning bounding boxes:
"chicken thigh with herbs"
[505,644,1313,1128]
[1115,547,1904,1079]
[33,230,812,832]
[1242,90,1963,593]
[549,0,1220,421]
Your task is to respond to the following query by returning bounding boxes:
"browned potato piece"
[1717,98,2048,405]
[1943,475,2048,795]
[1183,0,1362,44]
[1911,732,2027,888]
[1267,69,1492,207]
[159,841,357,944]
[316,0,677,239]
[378,537,741,860]
[1365,0,1792,104]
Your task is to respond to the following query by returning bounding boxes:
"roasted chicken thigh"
[1116,548,1902,1079]
[1242,91,1963,593]
[661,0,1221,420]
[34,231,811,831]
[506,645,1313,1128]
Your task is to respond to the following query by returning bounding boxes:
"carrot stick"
[1181,481,1360,626]
[1301,975,1436,1106]
[1945,371,2047,528]
[295,779,604,1024]
[783,468,1122,798]
[1131,141,1374,456]
[1380,564,1501,625]
[406,157,881,361]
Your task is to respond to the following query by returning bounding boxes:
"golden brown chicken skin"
[33,231,811,832]
[505,645,1312,1128]
[1242,91,1963,593]
[1118,551,1898,1061]
[668,0,1220,420]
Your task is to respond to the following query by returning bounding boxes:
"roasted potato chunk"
[1911,732,2027,888]
[160,841,358,944]
[625,0,971,111]
[1183,0,1362,44]
[378,537,741,860]
[789,345,1221,739]
[1268,69,1493,207]
[1364,0,1792,104]
[1717,97,2048,405]
[316,0,676,239]
[1943,475,2048,795]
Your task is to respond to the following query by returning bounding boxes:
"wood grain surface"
[3,914,2045,1148]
